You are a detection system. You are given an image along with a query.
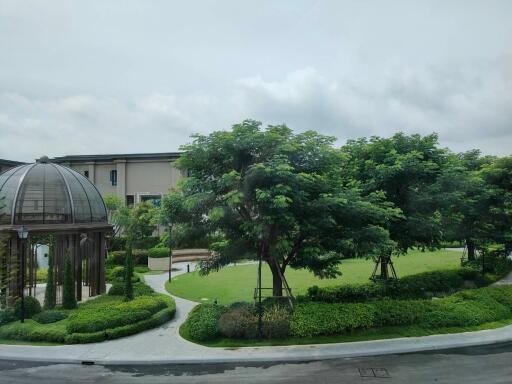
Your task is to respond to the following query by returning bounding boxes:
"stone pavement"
[1,262,512,365]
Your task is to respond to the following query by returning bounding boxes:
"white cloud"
[1,62,511,162]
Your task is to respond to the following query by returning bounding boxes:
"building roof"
[0,159,26,167]
[0,160,108,226]
[51,152,182,162]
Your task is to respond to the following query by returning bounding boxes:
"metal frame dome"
[0,159,107,226]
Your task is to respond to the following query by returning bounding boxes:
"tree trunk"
[467,240,476,261]
[267,260,283,297]
[505,242,512,257]
[380,256,390,280]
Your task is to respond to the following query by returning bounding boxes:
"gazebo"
[0,156,112,308]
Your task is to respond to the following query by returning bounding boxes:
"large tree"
[481,156,512,255]
[341,133,447,278]
[163,120,398,296]
[434,150,495,260]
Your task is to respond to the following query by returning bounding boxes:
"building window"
[110,170,117,186]
[140,195,161,206]
[126,195,134,206]
[84,170,89,178]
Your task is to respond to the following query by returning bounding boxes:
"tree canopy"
[163,120,399,295]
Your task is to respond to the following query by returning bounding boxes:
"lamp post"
[17,225,29,323]
[168,223,173,283]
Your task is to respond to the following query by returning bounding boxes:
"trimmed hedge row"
[65,306,175,344]
[148,247,171,259]
[67,295,172,334]
[107,250,149,266]
[108,282,155,296]
[291,285,512,337]
[307,268,480,303]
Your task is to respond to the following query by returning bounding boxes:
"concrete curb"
[1,324,512,366]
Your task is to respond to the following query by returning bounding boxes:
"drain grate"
[358,368,390,378]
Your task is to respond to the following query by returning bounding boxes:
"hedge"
[0,320,67,343]
[148,247,171,259]
[65,306,175,344]
[291,285,512,337]
[186,304,227,341]
[108,282,155,296]
[107,249,149,266]
[33,310,68,324]
[67,295,172,334]
[307,269,472,303]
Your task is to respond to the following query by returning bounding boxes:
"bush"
[262,305,290,339]
[110,266,125,280]
[67,295,171,334]
[372,299,431,327]
[108,282,154,296]
[186,304,226,341]
[290,302,375,337]
[108,249,149,266]
[0,309,16,325]
[62,254,77,309]
[14,296,41,319]
[33,310,68,324]
[0,320,67,343]
[218,308,258,339]
[293,285,512,338]
[148,247,171,258]
[307,269,470,303]
[228,301,257,314]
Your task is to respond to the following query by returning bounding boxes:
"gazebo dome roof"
[0,159,107,226]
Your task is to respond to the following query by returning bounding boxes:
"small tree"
[62,252,77,309]
[43,245,56,310]
[124,241,134,301]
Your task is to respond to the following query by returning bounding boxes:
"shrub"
[186,304,226,341]
[0,320,67,343]
[110,266,125,280]
[290,302,375,337]
[44,251,56,310]
[67,294,172,334]
[308,269,470,303]
[0,309,16,325]
[372,299,431,327]
[218,308,258,339]
[14,296,41,319]
[33,310,68,324]
[62,254,77,309]
[108,249,149,266]
[262,305,290,339]
[124,244,134,301]
[228,301,257,314]
[108,282,154,296]
[148,247,171,258]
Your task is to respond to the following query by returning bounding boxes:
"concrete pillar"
[114,160,126,204]
[85,162,95,183]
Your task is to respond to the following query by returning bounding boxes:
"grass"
[179,317,512,348]
[167,249,463,304]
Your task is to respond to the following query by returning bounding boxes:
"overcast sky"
[1,0,511,162]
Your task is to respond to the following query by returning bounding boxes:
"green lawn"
[167,249,462,304]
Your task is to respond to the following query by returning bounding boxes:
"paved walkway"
[1,262,512,365]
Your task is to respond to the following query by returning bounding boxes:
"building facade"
[51,153,183,206]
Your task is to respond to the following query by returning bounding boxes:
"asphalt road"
[1,342,512,384]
